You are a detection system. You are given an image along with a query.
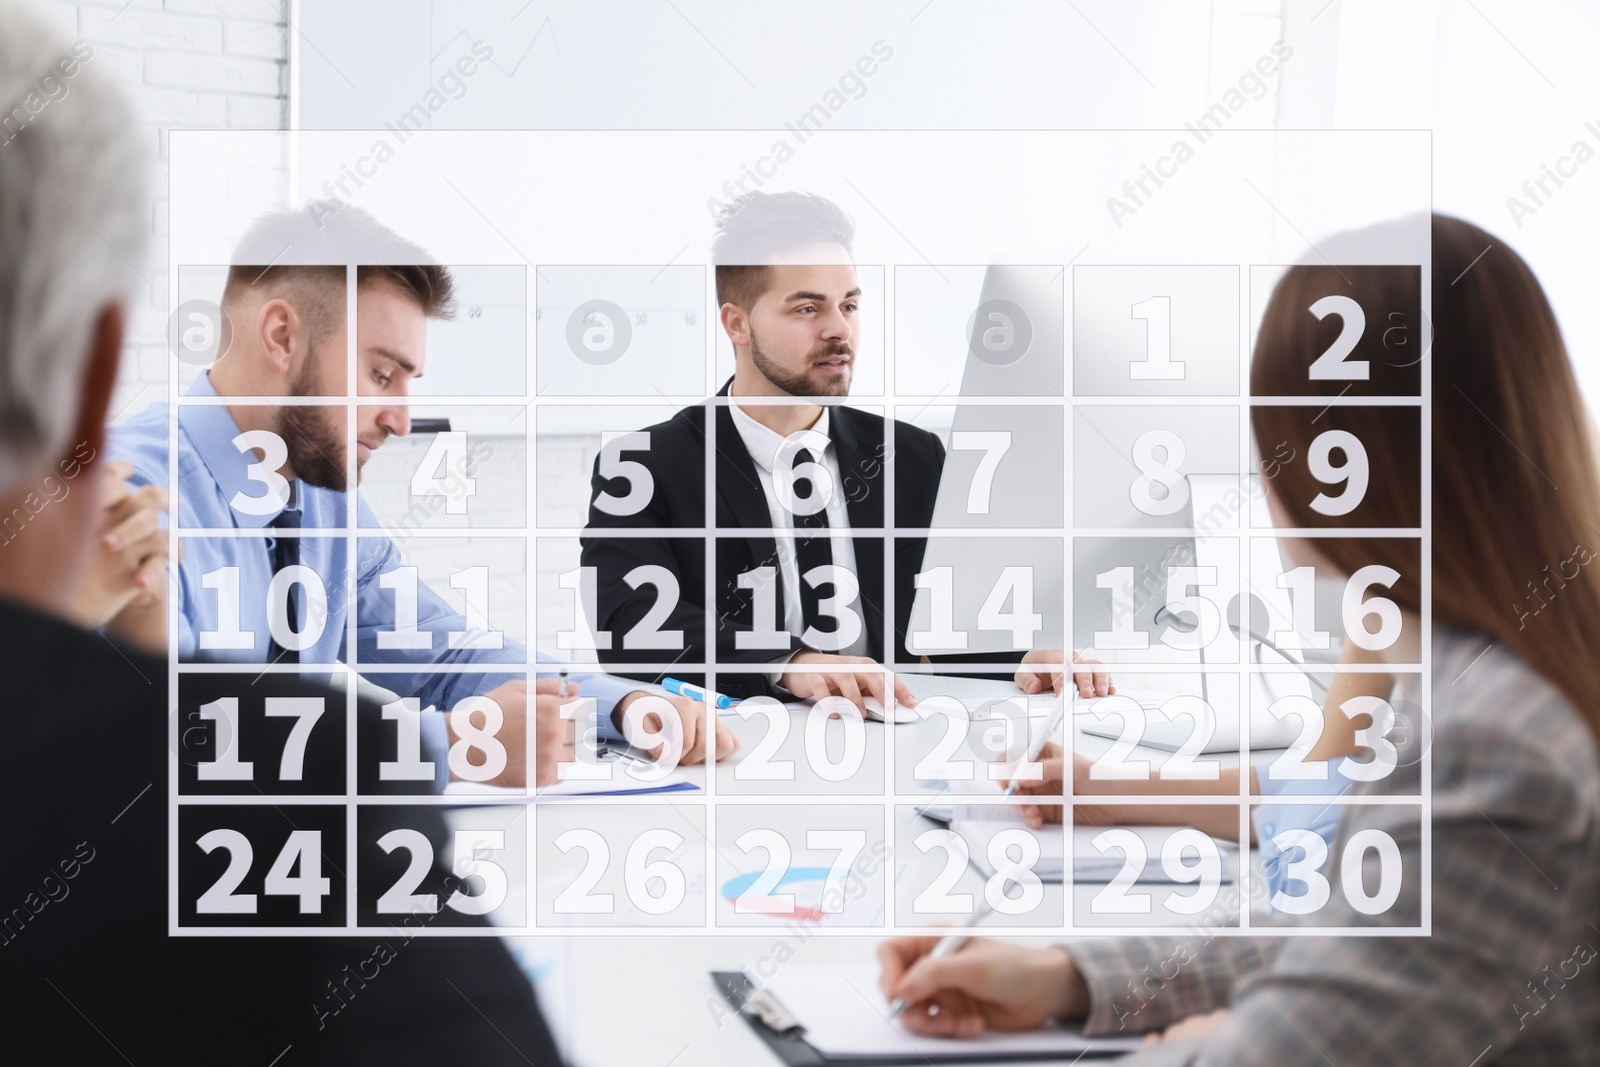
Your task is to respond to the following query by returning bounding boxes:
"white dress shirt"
[727,400,870,662]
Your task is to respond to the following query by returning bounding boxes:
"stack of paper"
[536,751,698,797]
[929,780,1233,884]
[955,818,1232,884]
[761,965,1144,1059]
[445,751,697,799]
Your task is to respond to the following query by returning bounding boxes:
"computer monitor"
[909,262,1236,665]
[1073,474,1243,702]
[907,264,1066,656]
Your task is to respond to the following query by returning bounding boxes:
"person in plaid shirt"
[879,215,1600,1065]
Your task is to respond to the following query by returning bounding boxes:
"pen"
[662,676,734,709]
[885,899,994,1020]
[999,693,1069,799]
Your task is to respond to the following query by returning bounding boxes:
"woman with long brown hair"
[877,215,1600,1064]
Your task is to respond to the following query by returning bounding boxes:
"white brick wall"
[20,2,570,649]
[25,0,291,425]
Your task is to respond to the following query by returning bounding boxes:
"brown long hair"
[1251,214,1600,722]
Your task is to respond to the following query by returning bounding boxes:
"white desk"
[450,671,1271,1067]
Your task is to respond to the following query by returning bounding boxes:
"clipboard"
[710,971,1133,1065]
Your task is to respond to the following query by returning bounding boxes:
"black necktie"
[267,508,300,663]
[790,446,835,644]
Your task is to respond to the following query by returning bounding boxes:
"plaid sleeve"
[1116,1038,1205,1066]
[1184,728,1596,1066]
[1067,934,1280,1035]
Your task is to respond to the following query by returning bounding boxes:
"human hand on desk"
[613,690,738,764]
[1007,742,1247,838]
[448,681,738,789]
[443,679,545,788]
[877,937,1089,1037]
[1016,649,1114,699]
[779,651,917,713]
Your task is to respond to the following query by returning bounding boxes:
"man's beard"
[750,330,853,397]
[277,359,352,491]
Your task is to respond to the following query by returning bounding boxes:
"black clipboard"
[710,971,1130,1065]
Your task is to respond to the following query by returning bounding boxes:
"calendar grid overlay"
[169,251,1430,938]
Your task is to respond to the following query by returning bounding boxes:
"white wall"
[294,0,1241,130]
[1282,0,1600,404]
[25,0,291,426]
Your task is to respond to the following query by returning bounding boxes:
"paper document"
[446,751,698,799]
[761,965,1143,1059]
[931,780,1233,884]
[956,818,1233,884]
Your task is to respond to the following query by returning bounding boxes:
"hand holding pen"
[878,934,1090,1037]
[884,900,993,1021]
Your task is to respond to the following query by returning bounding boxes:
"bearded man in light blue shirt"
[108,204,733,786]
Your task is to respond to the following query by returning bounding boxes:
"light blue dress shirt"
[1251,758,1354,907]
[110,374,630,784]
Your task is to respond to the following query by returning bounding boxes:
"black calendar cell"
[1249,265,1423,398]
[557,535,705,672]
[355,804,526,929]
[1250,406,1421,530]
[177,805,347,928]
[177,673,346,796]
[1249,537,1421,659]
[359,682,532,796]
[715,536,887,679]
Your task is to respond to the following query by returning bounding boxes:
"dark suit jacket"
[581,381,948,699]
[2,601,564,1066]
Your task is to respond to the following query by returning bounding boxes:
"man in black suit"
[0,11,562,1062]
[582,192,1108,705]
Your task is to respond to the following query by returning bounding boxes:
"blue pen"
[662,677,734,709]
